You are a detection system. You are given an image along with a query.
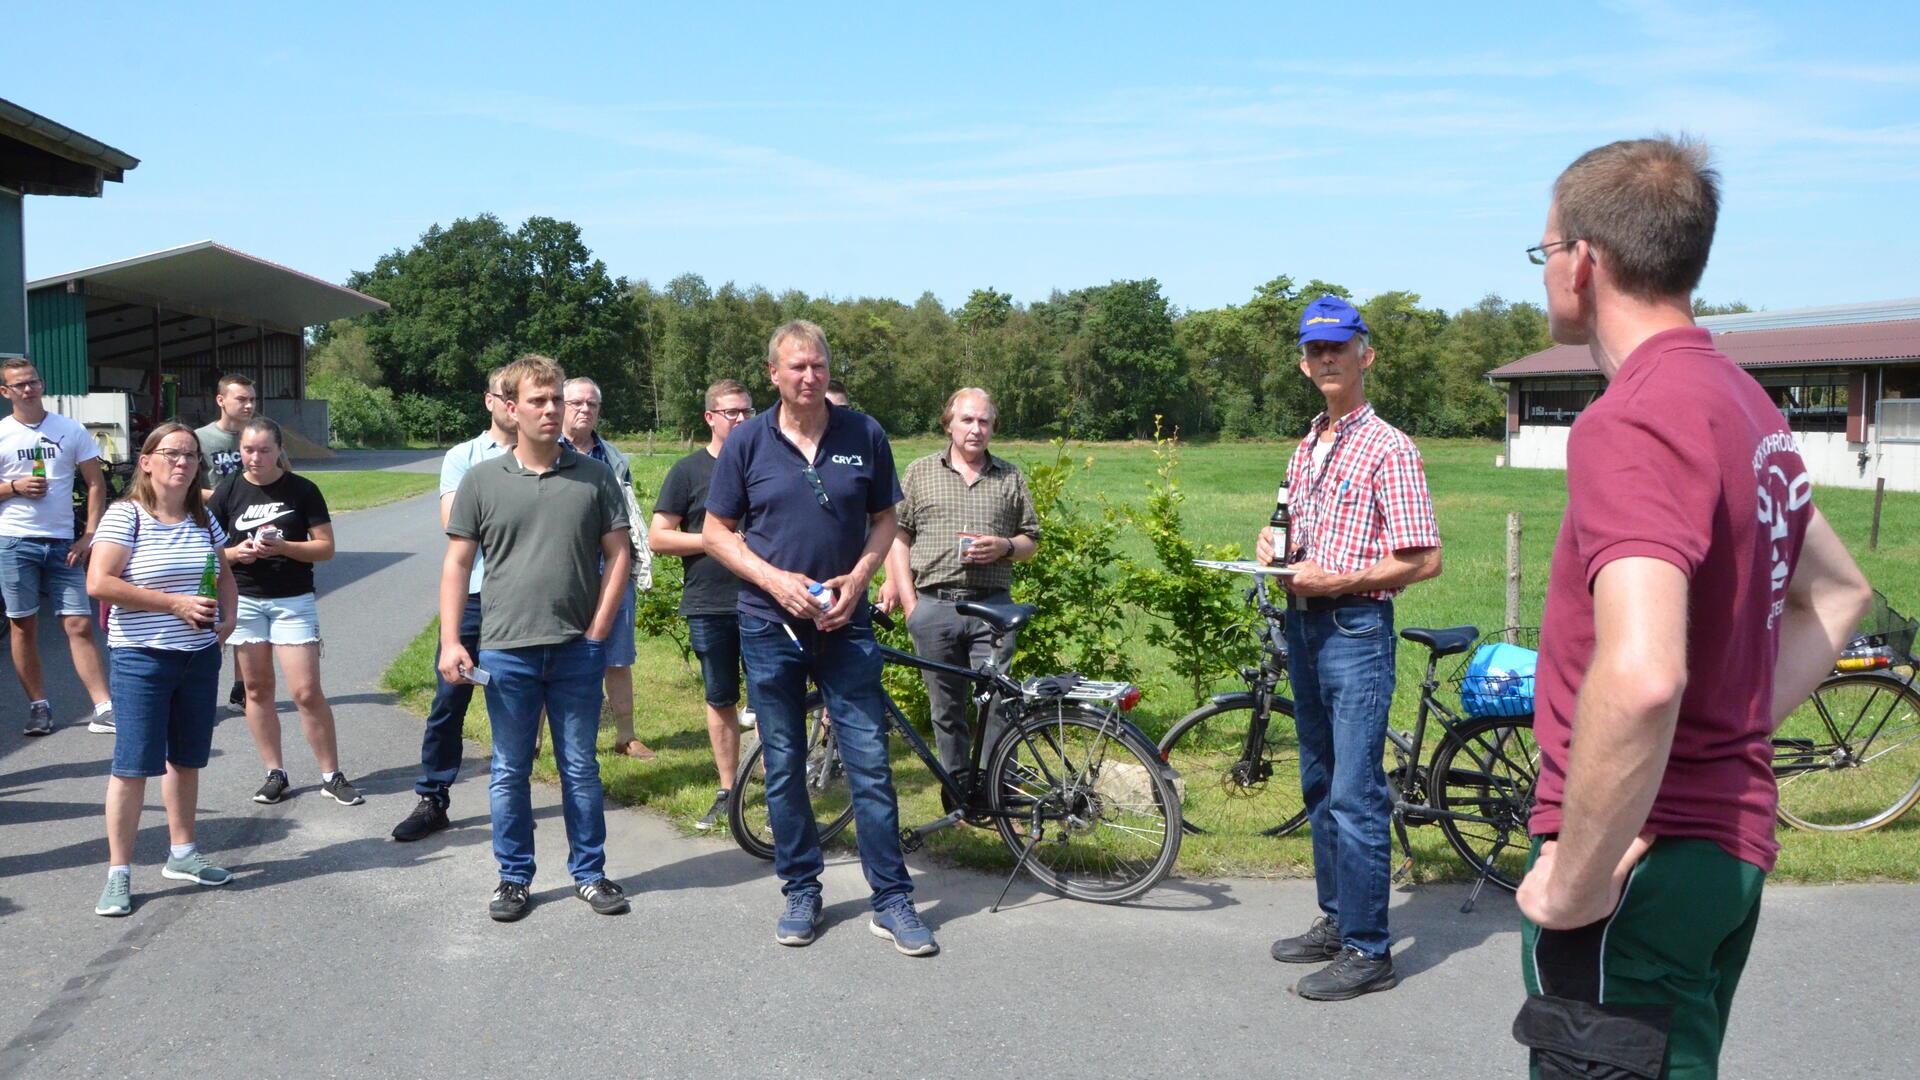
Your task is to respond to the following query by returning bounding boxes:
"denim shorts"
[0,535,92,619]
[686,613,742,707]
[109,644,221,778]
[229,592,321,647]
[603,582,637,668]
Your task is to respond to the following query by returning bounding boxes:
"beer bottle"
[1268,485,1293,566]
[31,456,46,479]
[197,553,219,600]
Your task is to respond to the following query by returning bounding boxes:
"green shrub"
[310,371,404,447]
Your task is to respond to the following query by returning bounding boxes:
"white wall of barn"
[1504,424,1920,493]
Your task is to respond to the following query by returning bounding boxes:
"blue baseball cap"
[1298,295,1370,344]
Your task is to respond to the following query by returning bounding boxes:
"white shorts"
[230,593,321,647]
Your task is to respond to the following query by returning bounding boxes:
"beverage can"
[958,533,975,558]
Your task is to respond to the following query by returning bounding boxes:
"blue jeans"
[1285,599,1396,958]
[0,535,91,618]
[416,594,481,802]
[478,636,609,886]
[108,644,221,778]
[686,613,743,707]
[738,614,911,910]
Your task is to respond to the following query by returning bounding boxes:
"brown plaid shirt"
[897,449,1041,593]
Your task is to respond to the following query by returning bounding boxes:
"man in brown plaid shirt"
[878,388,1040,772]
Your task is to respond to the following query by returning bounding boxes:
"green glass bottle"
[197,553,219,600]
[30,457,46,479]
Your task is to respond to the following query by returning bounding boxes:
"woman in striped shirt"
[85,422,238,917]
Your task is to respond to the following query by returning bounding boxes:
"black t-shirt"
[652,448,740,617]
[207,471,332,599]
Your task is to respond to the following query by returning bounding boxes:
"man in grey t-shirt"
[197,373,256,708]
[439,355,631,924]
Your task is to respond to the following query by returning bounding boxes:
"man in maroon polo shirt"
[1512,137,1873,1077]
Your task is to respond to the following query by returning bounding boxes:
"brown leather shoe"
[614,738,656,760]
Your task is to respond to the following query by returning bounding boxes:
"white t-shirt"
[0,411,100,540]
[94,502,229,651]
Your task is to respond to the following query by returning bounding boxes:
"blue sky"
[11,1,1918,315]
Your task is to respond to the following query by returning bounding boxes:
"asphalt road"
[0,489,1912,1079]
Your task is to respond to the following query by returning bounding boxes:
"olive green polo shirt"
[896,449,1040,594]
[446,446,631,651]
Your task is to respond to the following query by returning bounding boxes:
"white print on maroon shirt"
[1753,430,1810,629]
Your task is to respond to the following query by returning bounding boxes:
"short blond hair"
[496,354,566,400]
[766,320,831,368]
[705,379,750,411]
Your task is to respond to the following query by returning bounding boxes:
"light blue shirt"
[441,430,511,594]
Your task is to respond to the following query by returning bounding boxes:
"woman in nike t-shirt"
[207,417,360,808]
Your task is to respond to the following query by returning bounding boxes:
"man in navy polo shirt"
[704,319,936,957]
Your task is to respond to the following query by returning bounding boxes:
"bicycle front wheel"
[1157,696,1307,838]
[989,702,1182,903]
[728,696,851,860]
[1775,671,1920,833]
[1430,714,1539,891]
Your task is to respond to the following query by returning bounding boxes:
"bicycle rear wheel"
[1157,696,1306,838]
[727,695,851,860]
[989,701,1182,903]
[1430,714,1539,891]
[1775,671,1920,832]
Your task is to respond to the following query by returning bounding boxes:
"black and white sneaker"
[489,881,532,922]
[695,790,730,831]
[253,769,291,804]
[23,701,53,737]
[576,878,630,915]
[318,773,364,806]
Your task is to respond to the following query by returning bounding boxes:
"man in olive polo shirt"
[439,355,633,923]
[879,387,1039,772]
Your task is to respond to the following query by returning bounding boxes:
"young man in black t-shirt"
[648,379,756,831]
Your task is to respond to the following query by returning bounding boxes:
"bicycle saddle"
[955,600,1035,634]
[1399,625,1479,657]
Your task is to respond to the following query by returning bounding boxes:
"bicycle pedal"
[899,828,924,854]
[1392,855,1414,883]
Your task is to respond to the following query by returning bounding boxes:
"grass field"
[310,470,438,512]
[384,436,1920,883]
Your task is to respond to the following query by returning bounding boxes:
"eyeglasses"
[711,407,756,422]
[1526,238,1584,266]
[146,448,197,463]
[801,464,831,507]
[4,378,42,392]
[565,399,601,411]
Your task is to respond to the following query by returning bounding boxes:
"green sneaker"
[95,873,132,917]
[161,851,232,886]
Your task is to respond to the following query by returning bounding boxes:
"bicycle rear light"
[1119,685,1142,711]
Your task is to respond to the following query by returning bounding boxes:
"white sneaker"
[738,708,757,730]
[88,705,116,734]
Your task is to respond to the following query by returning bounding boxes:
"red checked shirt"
[1285,403,1440,600]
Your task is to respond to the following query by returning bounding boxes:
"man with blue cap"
[1255,294,1442,1000]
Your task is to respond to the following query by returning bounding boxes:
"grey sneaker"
[24,701,53,736]
[694,790,729,831]
[253,769,291,804]
[95,873,132,917]
[319,773,364,806]
[161,851,232,887]
[87,705,116,734]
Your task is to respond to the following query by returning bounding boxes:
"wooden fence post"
[1870,477,1885,551]
[1506,512,1523,641]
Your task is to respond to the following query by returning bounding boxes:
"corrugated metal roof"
[1698,297,1920,332]
[0,97,138,196]
[1489,319,1920,380]
[28,241,387,332]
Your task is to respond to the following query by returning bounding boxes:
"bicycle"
[1161,561,1540,912]
[727,601,1183,908]
[1773,591,1920,833]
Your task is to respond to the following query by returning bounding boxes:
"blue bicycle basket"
[1458,641,1538,718]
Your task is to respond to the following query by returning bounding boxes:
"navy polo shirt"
[706,401,902,625]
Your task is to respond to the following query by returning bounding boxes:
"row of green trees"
[310,212,1566,444]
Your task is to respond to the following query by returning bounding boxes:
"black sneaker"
[489,881,532,922]
[253,769,291,804]
[576,878,630,915]
[1270,915,1343,964]
[1293,946,1398,1001]
[319,773,364,806]
[229,680,246,707]
[695,790,729,832]
[391,795,450,842]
